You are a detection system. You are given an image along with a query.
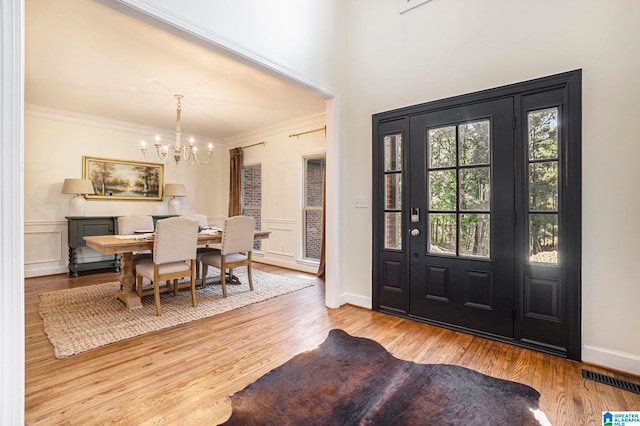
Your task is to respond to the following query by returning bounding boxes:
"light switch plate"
[355,196,368,208]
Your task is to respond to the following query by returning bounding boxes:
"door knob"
[410,228,420,236]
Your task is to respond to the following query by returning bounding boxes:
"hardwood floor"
[26,264,639,425]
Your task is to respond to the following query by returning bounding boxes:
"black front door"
[408,98,516,338]
[373,70,582,360]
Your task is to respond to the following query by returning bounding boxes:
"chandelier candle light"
[140,94,213,165]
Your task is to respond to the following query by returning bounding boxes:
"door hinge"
[512,115,517,129]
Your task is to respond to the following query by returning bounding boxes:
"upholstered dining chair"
[182,213,220,279]
[200,215,255,298]
[135,217,199,316]
[117,215,154,273]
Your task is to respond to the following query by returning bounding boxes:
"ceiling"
[25,0,327,143]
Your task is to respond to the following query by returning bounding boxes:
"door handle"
[410,228,420,236]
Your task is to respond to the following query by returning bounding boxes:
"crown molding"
[25,104,219,145]
[222,110,326,147]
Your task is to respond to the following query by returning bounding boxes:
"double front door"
[372,71,582,359]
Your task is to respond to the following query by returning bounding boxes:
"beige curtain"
[228,147,243,217]
[316,166,326,277]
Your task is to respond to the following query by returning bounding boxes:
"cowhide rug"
[222,329,548,425]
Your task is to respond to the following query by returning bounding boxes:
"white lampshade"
[164,183,187,197]
[164,183,186,214]
[61,179,95,216]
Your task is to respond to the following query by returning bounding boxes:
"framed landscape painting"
[83,156,164,201]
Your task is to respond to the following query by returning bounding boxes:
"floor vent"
[582,369,640,394]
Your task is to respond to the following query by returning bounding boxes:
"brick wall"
[242,165,262,250]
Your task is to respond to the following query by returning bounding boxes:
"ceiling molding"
[222,110,326,147]
[25,103,219,146]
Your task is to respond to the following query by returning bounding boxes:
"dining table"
[84,230,270,309]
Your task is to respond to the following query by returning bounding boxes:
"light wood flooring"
[26,263,639,425]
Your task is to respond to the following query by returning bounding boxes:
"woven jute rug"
[39,270,314,359]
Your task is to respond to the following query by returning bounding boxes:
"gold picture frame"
[83,156,164,201]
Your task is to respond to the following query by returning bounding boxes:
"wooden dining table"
[84,230,270,309]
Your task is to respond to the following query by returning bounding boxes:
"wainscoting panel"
[25,220,68,277]
[263,218,296,258]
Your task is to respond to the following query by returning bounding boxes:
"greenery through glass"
[428,126,456,168]
[427,120,491,257]
[459,214,490,257]
[429,213,456,254]
[528,108,559,263]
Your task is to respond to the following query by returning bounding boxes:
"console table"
[66,215,174,277]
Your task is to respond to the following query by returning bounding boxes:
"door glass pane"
[384,212,402,250]
[429,213,456,255]
[429,169,456,210]
[529,162,558,210]
[529,213,558,263]
[384,134,402,172]
[528,108,558,160]
[385,173,402,210]
[459,120,490,165]
[428,126,456,168]
[460,166,490,211]
[459,214,490,257]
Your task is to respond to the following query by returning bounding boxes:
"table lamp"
[164,183,186,215]
[61,178,95,216]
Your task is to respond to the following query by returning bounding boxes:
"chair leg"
[174,278,179,296]
[221,269,227,298]
[136,275,143,298]
[247,264,253,291]
[201,264,208,288]
[190,262,197,307]
[154,280,161,316]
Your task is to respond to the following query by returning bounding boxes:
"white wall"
[340,0,640,373]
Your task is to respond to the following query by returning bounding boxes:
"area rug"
[39,270,314,359]
[222,329,549,425]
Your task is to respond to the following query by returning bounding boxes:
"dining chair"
[117,215,154,274]
[200,215,255,298]
[135,217,199,316]
[182,213,220,279]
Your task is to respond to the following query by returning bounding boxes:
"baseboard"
[25,265,68,278]
[582,345,640,376]
[251,257,318,275]
[340,293,371,309]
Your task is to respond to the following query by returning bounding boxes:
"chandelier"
[140,94,213,165]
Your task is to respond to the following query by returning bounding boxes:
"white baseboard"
[582,345,640,375]
[25,265,68,278]
[340,293,371,309]
[252,257,318,275]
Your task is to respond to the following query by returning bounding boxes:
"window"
[242,164,261,250]
[428,120,491,258]
[303,155,325,260]
[384,134,403,250]
[527,107,559,264]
